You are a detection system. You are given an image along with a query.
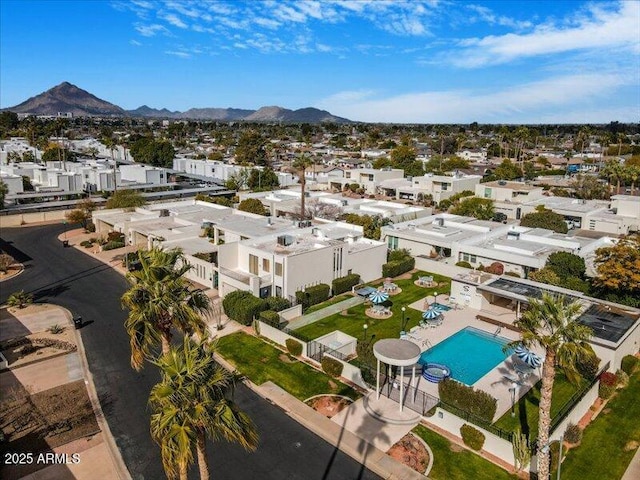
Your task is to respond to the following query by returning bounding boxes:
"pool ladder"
[493,327,502,337]
[422,339,433,349]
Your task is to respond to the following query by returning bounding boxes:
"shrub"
[600,371,617,386]
[7,290,34,309]
[564,423,583,444]
[102,241,125,251]
[504,271,521,277]
[47,324,65,334]
[222,291,268,325]
[85,221,96,233]
[382,256,415,278]
[621,355,639,375]
[107,231,125,242]
[460,424,485,451]
[615,369,629,388]
[80,240,93,248]
[321,356,343,377]
[259,310,280,325]
[455,261,472,269]
[332,273,361,295]
[438,378,497,422]
[599,382,615,399]
[265,296,291,312]
[295,284,330,311]
[285,338,303,357]
[0,253,14,272]
[576,345,600,380]
[484,262,504,275]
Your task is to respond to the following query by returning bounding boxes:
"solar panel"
[577,304,637,343]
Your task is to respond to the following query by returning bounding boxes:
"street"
[0,224,379,480]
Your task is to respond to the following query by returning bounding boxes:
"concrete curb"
[61,306,133,480]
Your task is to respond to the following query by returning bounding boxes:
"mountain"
[5,82,125,116]
[5,82,353,123]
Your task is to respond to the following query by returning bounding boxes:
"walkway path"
[288,296,365,330]
[621,447,640,480]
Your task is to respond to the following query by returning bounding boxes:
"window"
[249,254,258,275]
[484,187,492,199]
[262,258,270,272]
[367,174,374,181]
[460,253,477,263]
[387,236,399,250]
[345,172,351,178]
[275,262,283,276]
[276,286,282,297]
[441,183,448,191]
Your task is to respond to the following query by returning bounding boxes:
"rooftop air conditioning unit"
[341,199,348,206]
[297,220,312,228]
[438,218,445,226]
[498,180,507,186]
[159,209,170,217]
[277,235,294,247]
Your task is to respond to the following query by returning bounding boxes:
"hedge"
[621,355,639,375]
[382,256,415,278]
[102,241,125,251]
[455,261,472,269]
[259,310,280,324]
[107,231,125,242]
[295,284,330,311]
[80,240,93,248]
[332,273,361,295]
[460,424,485,451]
[285,338,303,357]
[321,356,343,377]
[222,291,269,325]
[265,296,291,312]
[438,378,497,422]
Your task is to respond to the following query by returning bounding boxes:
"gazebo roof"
[373,339,421,366]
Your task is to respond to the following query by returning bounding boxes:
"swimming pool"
[431,302,451,311]
[419,327,511,385]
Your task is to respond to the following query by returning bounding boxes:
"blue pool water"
[431,302,451,311]
[419,327,510,385]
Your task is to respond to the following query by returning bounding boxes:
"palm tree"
[121,247,211,370]
[150,338,258,480]
[509,293,593,480]
[291,154,313,220]
[628,165,640,195]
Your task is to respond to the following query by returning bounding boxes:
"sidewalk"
[622,446,640,480]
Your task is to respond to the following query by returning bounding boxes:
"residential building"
[328,167,404,194]
[172,158,297,187]
[456,149,487,163]
[475,181,545,219]
[380,173,482,204]
[0,172,24,195]
[119,164,168,186]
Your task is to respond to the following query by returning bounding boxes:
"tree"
[520,207,568,234]
[130,137,175,167]
[390,144,423,177]
[66,199,97,230]
[149,338,258,480]
[528,267,561,286]
[599,159,624,194]
[105,190,146,209]
[22,176,34,192]
[247,168,280,191]
[546,252,585,280]
[121,247,211,370]
[237,198,268,216]
[225,169,249,191]
[341,213,388,240]
[510,294,593,480]
[42,146,77,162]
[493,159,522,180]
[291,154,313,220]
[235,130,267,166]
[450,197,495,220]
[569,174,609,200]
[0,180,8,209]
[592,233,640,304]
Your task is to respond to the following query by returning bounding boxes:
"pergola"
[373,339,422,412]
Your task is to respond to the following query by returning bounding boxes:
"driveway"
[1,224,380,480]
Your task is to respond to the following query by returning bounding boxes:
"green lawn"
[412,425,517,480]
[295,271,451,341]
[494,373,584,440]
[560,370,640,480]
[304,293,352,314]
[216,331,359,401]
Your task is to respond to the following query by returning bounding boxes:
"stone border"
[406,431,434,476]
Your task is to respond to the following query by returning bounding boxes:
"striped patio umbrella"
[515,345,543,368]
[422,308,441,320]
[368,290,390,304]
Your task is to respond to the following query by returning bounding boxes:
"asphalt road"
[0,224,380,480]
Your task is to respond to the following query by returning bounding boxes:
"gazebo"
[373,339,422,412]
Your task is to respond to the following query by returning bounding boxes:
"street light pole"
[401,306,406,334]
[433,291,438,306]
[557,432,564,480]
[363,323,368,342]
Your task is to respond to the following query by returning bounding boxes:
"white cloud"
[164,50,191,58]
[129,39,143,46]
[452,1,640,67]
[316,73,636,123]
[162,13,187,29]
[135,23,169,37]
[466,4,532,30]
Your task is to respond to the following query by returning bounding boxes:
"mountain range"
[5,82,352,123]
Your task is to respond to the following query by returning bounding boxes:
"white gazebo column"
[376,359,381,400]
[516,301,521,318]
[399,365,405,412]
[411,365,416,402]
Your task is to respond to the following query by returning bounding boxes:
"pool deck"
[402,303,542,422]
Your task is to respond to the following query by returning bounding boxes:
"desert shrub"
[80,240,93,248]
[382,256,415,278]
[599,373,617,399]
[47,324,65,334]
[85,222,96,233]
[455,261,472,269]
[438,378,497,422]
[265,296,291,312]
[7,290,34,308]
[321,356,343,377]
[296,284,330,311]
[504,271,521,277]
[576,346,600,380]
[460,424,485,451]
[0,253,14,272]
[107,231,125,242]
[102,241,125,251]
[285,338,303,357]
[222,291,268,325]
[564,423,583,444]
[621,355,639,375]
[484,262,504,275]
[332,273,361,295]
[259,310,280,324]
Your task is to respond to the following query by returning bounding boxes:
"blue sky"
[1,0,639,123]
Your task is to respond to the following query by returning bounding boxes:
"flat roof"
[482,181,541,191]
[577,304,638,343]
[480,277,581,303]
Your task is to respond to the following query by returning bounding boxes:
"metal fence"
[307,340,350,363]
